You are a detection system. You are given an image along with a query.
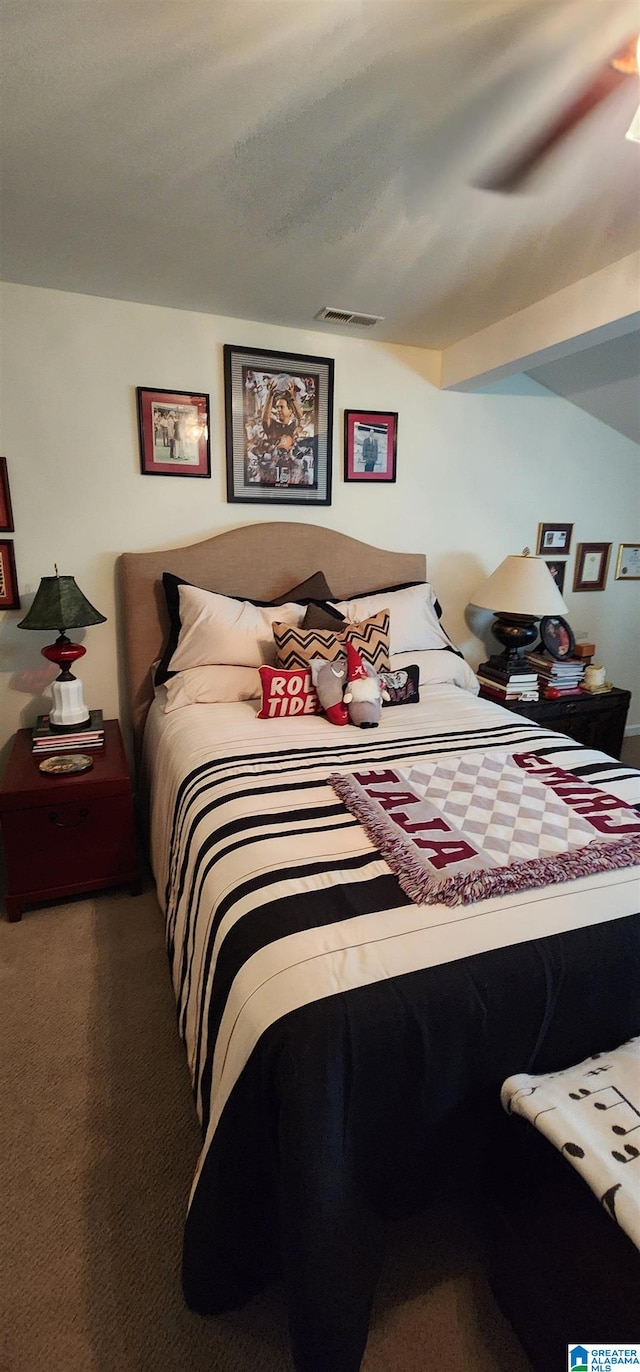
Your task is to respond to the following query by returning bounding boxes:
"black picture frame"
[0,457,14,532]
[136,388,211,477]
[545,559,566,595]
[539,614,575,660]
[224,344,334,505]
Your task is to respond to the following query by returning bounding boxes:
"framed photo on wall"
[137,388,211,477]
[615,543,640,580]
[573,542,612,592]
[344,410,398,483]
[0,539,20,609]
[545,559,566,595]
[224,344,334,505]
[536,522,573,555]
[0,457,14,532]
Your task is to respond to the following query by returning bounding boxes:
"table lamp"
[471,548,568,672]
[17,567,106,730]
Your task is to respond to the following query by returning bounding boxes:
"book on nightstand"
[31,708,105,751]
[477,661,538,682]
[478,681,539,703]
[477,660,539,702]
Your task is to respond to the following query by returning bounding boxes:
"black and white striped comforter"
[144,685,640,1372]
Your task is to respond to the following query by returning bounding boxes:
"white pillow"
[168,584,305,672]
[162,665,262,711]
[334,584,456,656]
[389,650,480,694]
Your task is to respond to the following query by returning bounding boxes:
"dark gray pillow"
[302,601,346,631]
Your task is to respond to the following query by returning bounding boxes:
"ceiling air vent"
[315,306,384,328]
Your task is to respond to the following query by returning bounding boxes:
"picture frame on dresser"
[0,539,19,610]
[224,343,334,506]
[0,457,14,532]
[539,614,575,660]
[136,388,211,477]
[573,542,612,592]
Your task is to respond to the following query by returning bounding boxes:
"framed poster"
[573,542,612,592]
[224,344,334,505]
[136,388,210,477]
[0,540,19,609]
[0,457,14,532]
[344,410,398,482]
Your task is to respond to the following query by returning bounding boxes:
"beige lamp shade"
[471,554,568,617]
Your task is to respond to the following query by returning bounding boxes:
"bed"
[119,523,640,1372]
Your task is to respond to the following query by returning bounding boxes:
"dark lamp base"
[490,613,538,672]
[48,715,92,734]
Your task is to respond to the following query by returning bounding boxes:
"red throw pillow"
[257,666,322,719]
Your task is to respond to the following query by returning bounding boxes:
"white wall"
[1,281,638,770]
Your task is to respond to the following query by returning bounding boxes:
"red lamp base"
[41,636,86,672]
[42,635,91,729]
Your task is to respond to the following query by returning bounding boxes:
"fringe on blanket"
[328,772,640,908]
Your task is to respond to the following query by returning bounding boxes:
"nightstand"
[479,686,631,759]
[0,719,141,922]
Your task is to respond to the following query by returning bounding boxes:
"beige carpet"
[0,877,532,1372]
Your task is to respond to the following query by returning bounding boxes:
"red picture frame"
[344,410,397,483]
[0,457,14,532]
[0,539,20,609]
[136,388,210,477]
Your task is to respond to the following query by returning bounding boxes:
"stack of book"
[31,708,105,754]
[477,661,540,703]
[525,652,585,698]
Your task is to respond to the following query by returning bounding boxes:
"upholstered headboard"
[118,522,426,758]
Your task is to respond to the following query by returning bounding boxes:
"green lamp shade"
[17,576,107,632]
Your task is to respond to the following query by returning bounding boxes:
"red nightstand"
[0,719,141,921]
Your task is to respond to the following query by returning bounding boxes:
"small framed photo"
[544,559,566,595]
[539,615,575,660]
[0,457,14,532]
[344,410,398,483]
[615,543,640,580]
[536,522,573,555]
[0,539,19,609]
[224,344,334,505]
[137,388,210,477]
[573,542,612,592]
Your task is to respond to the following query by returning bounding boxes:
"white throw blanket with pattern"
[501,1037,640,1252]
[329,750,640,906]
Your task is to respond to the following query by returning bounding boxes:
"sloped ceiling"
[1,0,639,436]
[529,331,640,444]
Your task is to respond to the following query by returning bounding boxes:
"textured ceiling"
[1,0,639,351]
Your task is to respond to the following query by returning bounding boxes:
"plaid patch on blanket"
[329,751,640,906]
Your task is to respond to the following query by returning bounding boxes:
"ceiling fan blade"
[478,60,631,193]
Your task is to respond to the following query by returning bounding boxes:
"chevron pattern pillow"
[273,610,390,674]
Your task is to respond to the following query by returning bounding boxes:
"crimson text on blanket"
[514,753,640,836]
